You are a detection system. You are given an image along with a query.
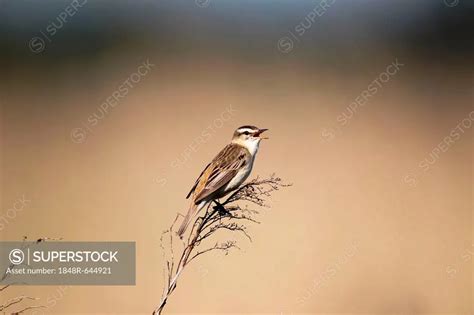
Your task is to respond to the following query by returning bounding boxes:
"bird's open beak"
[256,128,269,139]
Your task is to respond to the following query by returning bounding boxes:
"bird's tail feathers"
[177,201,205,238]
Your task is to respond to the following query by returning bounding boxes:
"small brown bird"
[177,125,268,238]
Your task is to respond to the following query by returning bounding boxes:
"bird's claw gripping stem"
[213,201,230,216]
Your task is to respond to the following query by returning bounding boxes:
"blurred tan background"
[0,0,473,313]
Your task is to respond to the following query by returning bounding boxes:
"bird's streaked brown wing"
[191,143,249,204]
[186,162,211,199]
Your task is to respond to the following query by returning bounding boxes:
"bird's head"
[231,125,268,153]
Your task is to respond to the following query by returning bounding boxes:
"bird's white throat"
[232,138,261,156]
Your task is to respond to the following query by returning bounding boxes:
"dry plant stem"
[0,236,62,314]
[153,174,290,315]
[0,296,39,312]
[11,304,47,315]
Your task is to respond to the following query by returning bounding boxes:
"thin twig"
[1,236,62,313]
[12,305,47,314]
[0,296,38,312]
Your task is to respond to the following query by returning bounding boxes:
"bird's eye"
[243,131,250,135]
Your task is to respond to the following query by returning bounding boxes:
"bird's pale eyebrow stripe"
[238,128,257,133]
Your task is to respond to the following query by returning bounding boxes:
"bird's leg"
[213,200,230,216]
